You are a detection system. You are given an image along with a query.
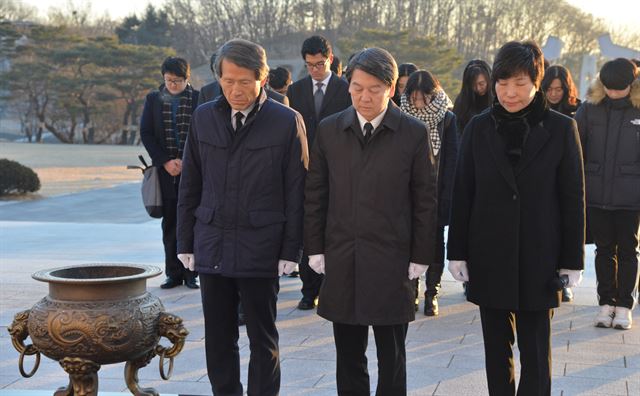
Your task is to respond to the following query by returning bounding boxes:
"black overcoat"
[447,108,585,311]
[304,103,438,325]
[177,92,308,277]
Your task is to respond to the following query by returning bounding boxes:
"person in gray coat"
[575,58,640,330]
[304,47,437,396]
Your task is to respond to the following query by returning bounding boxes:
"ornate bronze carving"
[7,264,189,396]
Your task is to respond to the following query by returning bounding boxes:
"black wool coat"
[287,73,351,146]
[177,92,308,277]
[304,103,438,325]
[139,86,200,201]
[447,108,585,311]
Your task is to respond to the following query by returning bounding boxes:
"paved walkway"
[0,169,638,395]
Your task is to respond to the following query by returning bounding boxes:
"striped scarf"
[162,84,193,159]
[400,89,452,156]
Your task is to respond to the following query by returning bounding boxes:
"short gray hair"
[345,47,398,87]
[215,39,269,81]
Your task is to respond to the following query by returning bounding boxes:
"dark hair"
[492,41,544,90]
[301,35,332,59]
[404,70,441,101]
[632,58,640,68]
[345,47,398,87]
[599,58,638,90]
[161,57,190,79]
[541,65,579,107]
[215,39,269,81]
[331,55,342,76]
[392,63,419,104]
[453,59,493,130]
[268,67,291,90]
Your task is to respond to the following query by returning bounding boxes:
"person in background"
[447,41,585,395]
[305,47,437,396]
[399,70,458,316]
[392,63,418,105]
[575,58,640,330]
[268,66,292,96]
[177,38,307,395]
[140,56,200,289]
[287,35,351,311]
[542,65,581,118]
[331,55,343,77]
[453,59,493,134]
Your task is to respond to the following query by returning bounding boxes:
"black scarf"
[162,84,193,159]
[491,91,548,167]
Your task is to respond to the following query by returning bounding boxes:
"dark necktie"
[234,112,244,133]
[363,122,373,144]
[314,82,324,118]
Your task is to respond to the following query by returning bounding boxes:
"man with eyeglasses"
[140,56,200,290]
[287,35,351,310]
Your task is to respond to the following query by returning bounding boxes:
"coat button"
[214,265,219,269]
[512,194,517,200]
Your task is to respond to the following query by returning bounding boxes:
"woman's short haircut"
[301,35,332,59]
[161,57,190,79]
[345,48,398,87]
[268,67,292,90]
[492,41,545,89]
[215,39,269,81]
[404,70,441,98]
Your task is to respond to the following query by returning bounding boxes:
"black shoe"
[562,287,573,302]
[297,298,317,310]
[288,271,299,278]
[424,294,439,316]
[160,277,182,289]
[184,277,199,289]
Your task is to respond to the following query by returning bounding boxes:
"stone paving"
[0,144,638,395]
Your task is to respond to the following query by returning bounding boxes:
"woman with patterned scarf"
[399,70,458,316]
[140,56,200,289]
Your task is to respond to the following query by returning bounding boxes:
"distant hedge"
[0,159,41,196]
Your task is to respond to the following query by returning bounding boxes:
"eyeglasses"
[305,58,329,70]
[164,78,186,85]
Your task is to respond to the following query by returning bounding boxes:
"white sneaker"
[612,307,632,330]
[594,304,615,328]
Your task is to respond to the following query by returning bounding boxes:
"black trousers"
[589,208,640,309]
[479,307,552,396]
[299,254,323,301]
[333,322,408,396]
[161,198,196,281]
[200,274,280,396]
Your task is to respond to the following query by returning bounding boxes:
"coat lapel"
[302,76,316,117]
[515,121,551,176]
[483,121,518,192]
[319,73,339,116]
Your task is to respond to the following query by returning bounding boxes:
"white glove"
[178,253,195,271]
[308,254,325,274]
[559,269,583,288]
[278,259,298,276]
[408,263,428,280]
[448,260,469,282]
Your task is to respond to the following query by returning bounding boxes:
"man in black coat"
[304,48,437,396]
[198,52,289,107]
[140,56,199,289]
[287,35,351,310]
[176,39,307,396]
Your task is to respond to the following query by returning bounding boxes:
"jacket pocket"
[584,163,601,173]
[619,164,640,175]
[249,211,286,228]
[194,206,215,224]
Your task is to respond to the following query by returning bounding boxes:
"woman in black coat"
[399,70,458,316]
[447,41,585,395]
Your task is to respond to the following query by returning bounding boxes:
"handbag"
[128,155,163,218]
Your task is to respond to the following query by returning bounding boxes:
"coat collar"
[336,100,402,146]
[302,73,343,116]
